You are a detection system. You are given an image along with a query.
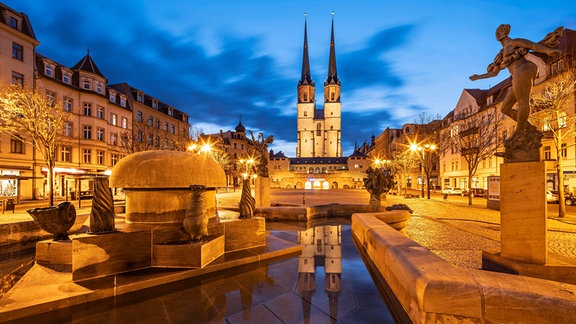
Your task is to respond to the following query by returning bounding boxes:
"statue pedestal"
[255,177,270,208]
[499,161,547,264]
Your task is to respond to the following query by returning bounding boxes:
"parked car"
[441,187,463,195]
[565,194,576,206]
[547,190,559,204]
[461,188,487,198]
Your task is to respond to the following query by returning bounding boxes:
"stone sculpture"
[27,201,76,241]
[183,185,209,243]
[363,166,396,206]
[239,178,256,218]
[89,177,116,233]
[470,24,563,162]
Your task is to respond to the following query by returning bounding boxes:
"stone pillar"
[500,161,547,264]
[255,177,271,207]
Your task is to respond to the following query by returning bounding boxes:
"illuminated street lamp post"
[410,143,436,199]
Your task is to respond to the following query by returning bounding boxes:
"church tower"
[296,13,342,158]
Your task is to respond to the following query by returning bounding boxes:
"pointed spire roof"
[298,13,314,87]
[325,12,340,86]
[235,120,246,133]
[71,49,105,78]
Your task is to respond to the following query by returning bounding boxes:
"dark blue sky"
[5,0,576,155]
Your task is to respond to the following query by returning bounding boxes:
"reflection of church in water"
[269,14,371,190]
[297,225,342,322]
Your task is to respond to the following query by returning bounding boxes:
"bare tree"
[0,84,70,206]
[439,107,501,205]
[120,117,190,153]
[390,149,420,196]
[530,68,576,217]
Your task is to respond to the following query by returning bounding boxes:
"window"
[316,123,322,136]
[148,115,153,126]
[83,149,92,163]
[163,122,169,131]
[121,117,128,129]
[45,65,54,77]
[63,97,73,112]
[63,73,71,84]
[97,106,105,119]
[96,83,103,94]
[155,118,160,129]
[10,137,23,153]
[61,146,72,162]
[97,150,105,164]
[97,128,104,141]
[137,130,143,142]
[83,80,91,90]
[63,122,72,137]
[562,143,567,158]
[46,91,56,107]
[171,124,175,134]
[148,134,153,145]
[137,92,143,102]
[83,103,92,116]
[155,136,160,147]
[167,107,172,116]
[109,92,116,102]
[83,126,92,139]
[110,113,117,126]
[12,43,23,61]
[110,132,117,145]
[9,17,18,29]
[137,111,143,123]
[544,146,551,160]
[152,100,157,109]
[120,96,126,107]
[12,72,23,86]
[303,111,307,117]
[111,154,119,166]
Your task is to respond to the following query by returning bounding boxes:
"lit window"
[121,117,128,129]
[110,133,117,145]
[110,113,117,126]
[63,122,72,137]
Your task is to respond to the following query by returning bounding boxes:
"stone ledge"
[351,213,576,323]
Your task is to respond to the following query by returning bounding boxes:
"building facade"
[0,3,190,202]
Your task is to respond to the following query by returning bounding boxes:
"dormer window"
[63,73,71,84]
[9,17,19,30]
[152,99,157,109]
[120,96,126,107]
[109,92,116,102]
[167,107,173,116]
[45,65,54,77]
[137,92,143,102]
[96,83,103,94]
[83,80,91,90]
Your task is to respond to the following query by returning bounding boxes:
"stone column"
[500,161,547,264]
[255,177,271,207]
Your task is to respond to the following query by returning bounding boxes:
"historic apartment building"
[0,3,190,201]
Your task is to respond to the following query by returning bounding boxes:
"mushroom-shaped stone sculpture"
[109,150,226,224]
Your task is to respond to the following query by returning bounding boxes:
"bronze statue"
[27,201,76,241]
[183,185,209,242]
[89,177,116,233]
[238,177,256,218]
[363,166,395,206]
[248,131,274,177]
[470,24,563,162]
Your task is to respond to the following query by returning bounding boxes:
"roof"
[71,51,105,78]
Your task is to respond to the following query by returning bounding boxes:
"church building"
[269,14,370,190]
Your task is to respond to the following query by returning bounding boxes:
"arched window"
[303,93,308,101]
[331,92,335,101]
[304,111,308,117]
[316,123,322,136]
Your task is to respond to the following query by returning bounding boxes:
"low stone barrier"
[351,213,576,323]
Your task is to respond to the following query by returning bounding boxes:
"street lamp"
[411,143,436,199]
